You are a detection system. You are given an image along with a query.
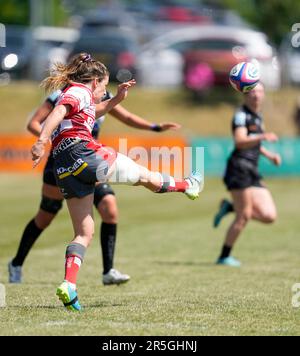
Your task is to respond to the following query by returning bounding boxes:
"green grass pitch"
[0,174,300,335]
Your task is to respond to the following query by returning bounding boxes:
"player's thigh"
[251,186,277,220]
[106,153,142,185]
[230,188,253,219]
[42,183,64,200]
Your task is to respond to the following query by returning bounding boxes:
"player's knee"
[110,153,141,185]
[101,210,118,224]
[36,196,63,229]
[40,196,63,215]
[236,209,252,227]
[262,210,277,224]
[98,195,118,224]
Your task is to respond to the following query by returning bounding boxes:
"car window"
[169,39,242,53]
[6,34,24,48]
[73,35,136,53]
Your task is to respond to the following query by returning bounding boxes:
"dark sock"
[101,223,117,274]
[12,219,43,266]
[219,245,232,259]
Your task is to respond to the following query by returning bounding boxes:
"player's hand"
[159,122,181,131]
[31,141,45,168]
[263,132,278,142]
[271,153,282,166]
[116,79,136,101]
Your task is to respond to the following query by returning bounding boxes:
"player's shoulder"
[62,84,92,107]
[65,83,91,98]
[232,107,248,127]
[46,89,62,105]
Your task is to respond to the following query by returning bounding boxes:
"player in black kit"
[213,83,281,266]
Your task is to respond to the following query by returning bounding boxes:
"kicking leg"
[105,153,203,200]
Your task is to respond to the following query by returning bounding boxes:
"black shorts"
[223,157,263,191]
[43,155,57,186]
[45,142,116,200]
[53,140,117,199]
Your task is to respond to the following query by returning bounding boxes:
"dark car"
[68,28,138,81]
[80,9,137,32]
[0,25,32,79]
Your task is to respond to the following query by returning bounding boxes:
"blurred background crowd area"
[1,0,300,138]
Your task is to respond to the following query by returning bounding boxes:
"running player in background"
[31,53,202,310]
[213,83,281,267]
[9,74,180,286]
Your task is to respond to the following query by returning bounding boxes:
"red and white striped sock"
[64,255,82,289]
[156,174,189,193]
[63,243,86,290]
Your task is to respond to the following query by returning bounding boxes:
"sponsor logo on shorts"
[57,158,88,179]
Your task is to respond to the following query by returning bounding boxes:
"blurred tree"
[210,0,300,45]
[0,0,30,25]
[0,0,69,27]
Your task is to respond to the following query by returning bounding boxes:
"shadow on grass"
[154,260,215,267]
[7,302,125,310]
[7,305,60,310]
[84,302,125,309]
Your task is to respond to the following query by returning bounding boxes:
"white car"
[136,25,281,89]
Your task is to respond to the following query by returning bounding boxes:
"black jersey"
[46,90,113,140]
[229,105,264,165]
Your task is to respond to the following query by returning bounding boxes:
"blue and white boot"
[184,171,203,200]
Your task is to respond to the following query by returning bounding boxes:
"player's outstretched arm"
[234,128,278,149]
[260,146,281,166]
[108,104,181,132]
[96,79,136,117]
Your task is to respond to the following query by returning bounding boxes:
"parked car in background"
[79,8,137,32]
[155,5,211,24]
[0,25,32,79]
[68,28,139,81]
[31,26,79,80]
[136,25,281,90]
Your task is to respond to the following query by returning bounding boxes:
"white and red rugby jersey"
[51,83,96,149]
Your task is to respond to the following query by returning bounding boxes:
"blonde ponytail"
[41,53,109,92]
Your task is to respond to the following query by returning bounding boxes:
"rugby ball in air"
[229,61,260,93]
